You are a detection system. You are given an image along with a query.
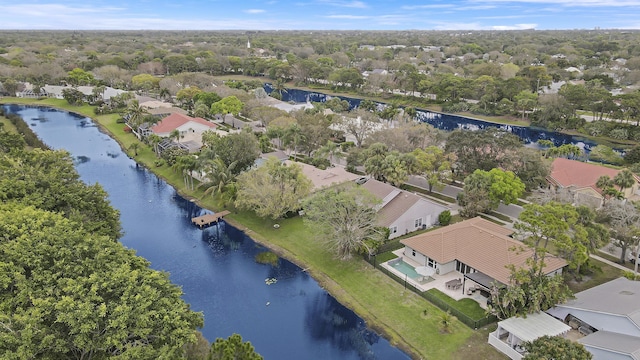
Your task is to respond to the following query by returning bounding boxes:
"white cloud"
[0,3,124,17]
[244,9,266,14]
[401,4,454,10]
[316,0,368,8]
[469,0,640,6]
[325,14,370,19]
[490,23,537,29]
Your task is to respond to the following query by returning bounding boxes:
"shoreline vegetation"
[1,97,505,359]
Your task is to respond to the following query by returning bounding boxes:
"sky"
[1,0,639,31]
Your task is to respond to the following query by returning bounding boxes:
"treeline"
[0,107,48,149]
[0,113,206,358]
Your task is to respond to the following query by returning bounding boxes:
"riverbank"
[1,98,504,359]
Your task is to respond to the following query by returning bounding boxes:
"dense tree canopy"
[234,157,312,219]
[302,183,382,259]
[0,204,203,359]
[522,335,592,360]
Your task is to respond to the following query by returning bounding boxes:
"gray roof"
[559,277,640,328]
[361,179,447,227]
[499,312,571,343]
[579,331,640,360]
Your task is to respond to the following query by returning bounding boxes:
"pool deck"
[381,250,489,309]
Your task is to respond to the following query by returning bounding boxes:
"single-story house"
[547,277,640,360]
[488,312,571,360]
[547,158,640,207]
[360,178,449,240]
[400,217,567,289]
[285,161,360,191]
[149,113,218,152]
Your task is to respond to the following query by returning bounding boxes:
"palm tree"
[198,156,238,199]
[283,123,304,156]
[439,311,454,333]
[124,100,149,131]
[316,140,344,165]
[159,88,171,102]
[173,155,198,190]
[145,134,162,157]
[128,142,140,156]
[614,169,635,195]
[273,78,288,98]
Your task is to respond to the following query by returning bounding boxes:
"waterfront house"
[149,113,218,152]
[546,277,640,360]
[400,217,566,291]
[360,178,449,240]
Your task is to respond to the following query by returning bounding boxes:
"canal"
[3,104,411,360]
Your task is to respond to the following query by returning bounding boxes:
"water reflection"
[264,84,600,150]
[3,103,410,360]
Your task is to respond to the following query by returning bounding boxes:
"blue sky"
[1,0,639,30]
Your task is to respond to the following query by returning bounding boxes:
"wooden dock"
[191,210,230,228]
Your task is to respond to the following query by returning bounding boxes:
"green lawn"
[1,97,505,359]
[567,258,625,293]
[426,289,488,320]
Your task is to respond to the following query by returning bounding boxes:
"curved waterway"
[3,104,410,360]
[265,84,600,152]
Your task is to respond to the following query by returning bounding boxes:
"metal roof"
[579,331,640,360]
[499,312,571,343]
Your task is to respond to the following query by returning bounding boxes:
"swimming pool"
[389,258,420,279]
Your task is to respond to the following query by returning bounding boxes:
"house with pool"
[385,217,567,306]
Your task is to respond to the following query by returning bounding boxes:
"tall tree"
[614,169,635,194]
[0,203,203,358]
[412,146,452,192]
[302,183,382,259]
[458,168,525,217]
[208,334,263,360]
[200,130,260,175]
[489,257,573,319]
[234,158,312,220]
[600,200,640,263]
[339,108,381,148]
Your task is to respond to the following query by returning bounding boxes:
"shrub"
[438,210,452,226]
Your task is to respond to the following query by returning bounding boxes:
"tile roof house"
[286,161,360,191]
[547,158,640,207]
[547,277,640,360]
[360,178,449,240]
[150,113,218,152]
[400,217,567,288]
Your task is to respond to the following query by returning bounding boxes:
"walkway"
[590,254,633,272]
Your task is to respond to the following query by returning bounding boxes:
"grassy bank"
[1,97,504,359]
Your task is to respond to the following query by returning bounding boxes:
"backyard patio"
[381,249,490,309]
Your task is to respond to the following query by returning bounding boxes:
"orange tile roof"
[400,217,567,285]
[548,158,625,193]
[151,113,216,134]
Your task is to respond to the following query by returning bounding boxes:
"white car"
[629,251,640,264]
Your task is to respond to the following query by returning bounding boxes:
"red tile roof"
[548,158,628,193]
[401,217,567,285]
[151,113,216,134]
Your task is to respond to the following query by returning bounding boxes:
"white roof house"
[547,277,640,360]
[360,178,448,239]
[488,312,571,360]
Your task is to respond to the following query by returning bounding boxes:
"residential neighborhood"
[4,29,640,360]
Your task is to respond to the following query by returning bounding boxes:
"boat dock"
[191,210,231,228]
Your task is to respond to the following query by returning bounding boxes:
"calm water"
[264,84,599,152]
[3,104,410,360]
